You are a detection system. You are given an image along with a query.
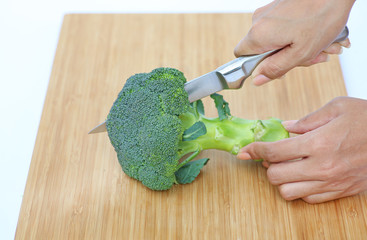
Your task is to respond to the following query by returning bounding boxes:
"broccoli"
[106,67,289,190]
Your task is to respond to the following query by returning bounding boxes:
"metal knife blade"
[184,71,227,103]
[88,121,108,134]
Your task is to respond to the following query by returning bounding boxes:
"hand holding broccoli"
[238,97,367,203]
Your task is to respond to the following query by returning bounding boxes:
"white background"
[1,0,366,239]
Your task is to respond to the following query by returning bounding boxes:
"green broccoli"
[106,67,289,190]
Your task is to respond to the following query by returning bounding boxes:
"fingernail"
[237,152,252,160]
[253,74,271,86]
[343,41,351,49]
[282,120,297,130]
[339,39,351,48]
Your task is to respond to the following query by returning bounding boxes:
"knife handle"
[334,26,349,43]
[217,26,349,89]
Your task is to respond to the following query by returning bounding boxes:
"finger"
[282,99,340,134]
[339,38,351,48]
[301,40,350,67]
[234,21,287,58]
[251,45,306,85]
[251,39,349,79]
[234,34,273,57]
[252,1,276,20]
[277,180,327,201]
[281,120,297,130]
[302,191,344,204]
[238,135,309,163]
[267,157,326,185]
[300,52,330,67]
[323,43,343,55]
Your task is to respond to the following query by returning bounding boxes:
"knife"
[89,26,349,134]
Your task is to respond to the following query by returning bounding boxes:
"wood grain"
[16,14,367,239]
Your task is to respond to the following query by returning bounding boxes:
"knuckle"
[266,165,280,184]
[317,160,342,181]
[234,22,266,56]
[328,180,351,192]
[318,164,333,180]
[245,29,261,50]
[330,96,345,104]
[252,7,265,20]
[252,9,261,20]
[261,144,279,162]
[246,21,268,51]
[310,136,328,152]
[329,96,348,110]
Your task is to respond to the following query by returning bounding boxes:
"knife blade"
[89,26,349,134]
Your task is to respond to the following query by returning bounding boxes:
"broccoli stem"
[176,150,200,170]
[198,116,256,154]
[179,116,264,157]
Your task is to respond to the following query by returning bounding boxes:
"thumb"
[283,100,340,134]
[251,46,305,85]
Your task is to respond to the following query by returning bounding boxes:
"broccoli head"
[106,67,289,190]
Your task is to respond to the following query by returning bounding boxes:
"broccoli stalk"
[173,93,288,182]
[177,117,284,162]
[105,68,289,191]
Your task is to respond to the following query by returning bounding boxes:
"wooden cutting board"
[16,14,367,239]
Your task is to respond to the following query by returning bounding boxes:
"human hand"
[237,97,367,204]
[234,0,355,85]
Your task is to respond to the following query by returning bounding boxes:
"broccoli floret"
[106,67,289,190]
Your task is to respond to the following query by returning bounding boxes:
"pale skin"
[234,0,355,85]
[235,0,367,204]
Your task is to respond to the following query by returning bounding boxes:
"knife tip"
[88,121,107,134]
